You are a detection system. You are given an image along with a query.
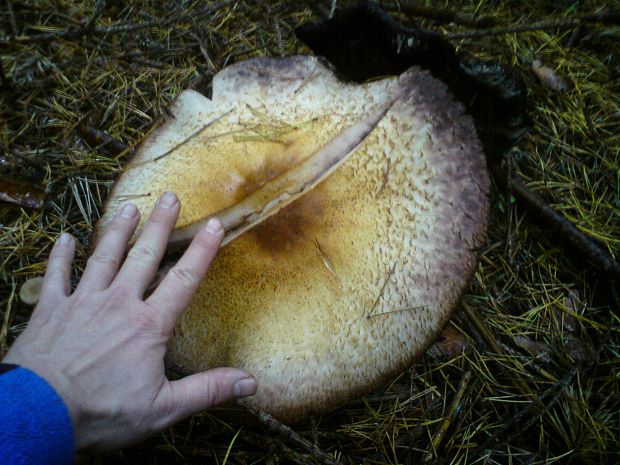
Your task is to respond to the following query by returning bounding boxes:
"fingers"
[115,192,180,296]
[160,368,257,428]
[79,203,140,291]
[146,218,223,333]
[40,232,76,301]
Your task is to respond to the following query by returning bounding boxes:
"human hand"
[3,192,257,450]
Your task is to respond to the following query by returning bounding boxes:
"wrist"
[3,348,82,442]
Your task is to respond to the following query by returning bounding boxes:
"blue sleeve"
[0,363,75,465]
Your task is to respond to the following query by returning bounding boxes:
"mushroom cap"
[20,276,44,306]
[95,56,490,421]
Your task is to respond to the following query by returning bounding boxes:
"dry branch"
[241,405,340,465]
[0,1,232,45]
[4,0,18,36]
[446,10,620,39]
[166,363,339,464]
[492,166,620,282]
[77,123,135,158]
[382,1,498,27]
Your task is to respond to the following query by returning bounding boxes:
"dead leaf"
[514,335,552,364]
[428,325,470,359]
[0,176,46,209]
[532,59,571,92]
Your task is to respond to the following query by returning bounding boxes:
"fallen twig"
[382,1,498,28]
[242,430,325,465]
[0,1,233,45]
[492,166,620,282]
[462,302,534,398]
[77,122,135,158]
[4,0,18,37]
[0,59,11,89]
[446,10,620,40]
[85,0,107,31]
[424,369,473,462]
[165,362,340,465]
[0,282,17,354]
[304,0,330,20]
[475,323,609,460]
[242,405,341,465]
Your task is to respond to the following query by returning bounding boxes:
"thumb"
[161,368,257,426]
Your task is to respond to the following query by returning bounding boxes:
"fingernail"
[157,191,177,209]
[120,203,138,218]
[233,377,257,398]
[205,217,222,234]
[58,232,72,245]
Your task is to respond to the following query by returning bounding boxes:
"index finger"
[145,218,224,333]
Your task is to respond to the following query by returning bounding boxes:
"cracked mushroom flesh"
[95,55,490,421]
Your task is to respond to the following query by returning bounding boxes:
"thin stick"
[152,110,232,162]
[382,1,498,28]
[366,263,397,318]
[0,282,16,354]
[191,31,215,69]
[476,326,609,459]
[366,305,427,319]
[77,122,135,157]
[0,1,233,45]
[164,363,340,464]
[446,10,620,40]
[424,369,473,462]
[242,430,324,465]
[241,404,341,465]
[0,59,10,88]
[492,166,620,281]
[85,0,107,31]
[304,0,329,20]
[328,0,337,19]
[314,238,341,283]
[462,302,534,398]
[4,0,18,36]
[274,18,285,57]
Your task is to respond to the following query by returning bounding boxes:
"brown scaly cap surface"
[97,55,490,421]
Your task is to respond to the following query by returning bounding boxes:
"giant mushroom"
[94,55,490,421]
